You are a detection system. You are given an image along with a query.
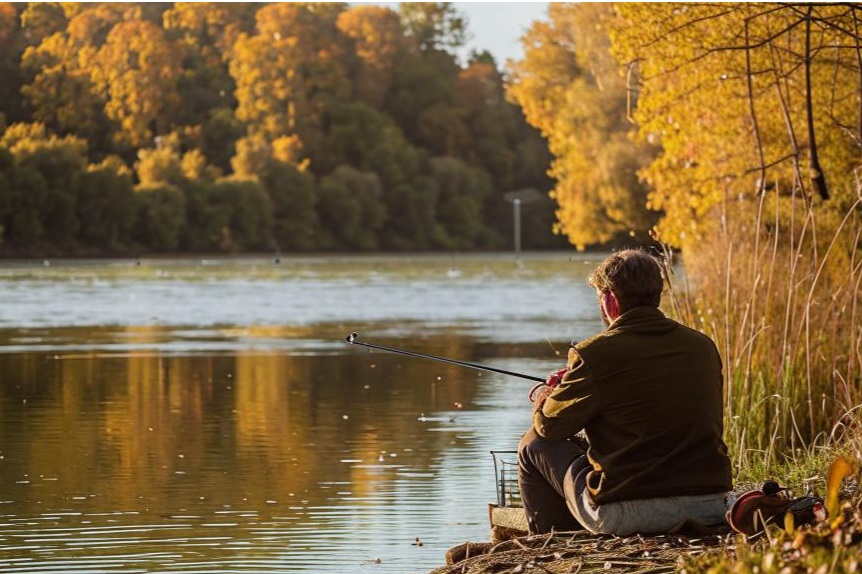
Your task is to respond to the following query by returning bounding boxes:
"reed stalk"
[662,177,862,475]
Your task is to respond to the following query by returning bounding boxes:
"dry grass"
[659,177,862,471]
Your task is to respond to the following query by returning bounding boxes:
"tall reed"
[660,176,862,477]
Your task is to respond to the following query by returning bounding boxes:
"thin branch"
[641,18,806,83]
[853,5,862,143]
[637,5,742,51]
[746,18,767,195]
[784,3,862,40]
[805,4,830,200]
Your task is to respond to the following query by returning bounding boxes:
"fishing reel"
[528,366,568,402]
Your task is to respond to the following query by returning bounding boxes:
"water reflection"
[0,334,565,573]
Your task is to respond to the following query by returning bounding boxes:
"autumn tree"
[0,0,560,255]
[91,19,180,149]
[21,32,106,142]
[609,3,862,443]
[610,3,862,245]
[337,5,405,108]
[508,3,656,250]
[19,2,66,46]
[230,3,351,160]
[163,2,258,139]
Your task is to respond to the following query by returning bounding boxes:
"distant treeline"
[0,2,562,255]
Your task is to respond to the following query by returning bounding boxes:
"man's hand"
[528,366,567,407]
[531,384,554,412]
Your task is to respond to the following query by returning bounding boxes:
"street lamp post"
[513,197,522,257]
[503,188,541,261]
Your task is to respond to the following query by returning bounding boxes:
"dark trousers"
[518,428,588,534]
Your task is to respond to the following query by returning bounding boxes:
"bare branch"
[852,5,862,143]
[804,4,830,200]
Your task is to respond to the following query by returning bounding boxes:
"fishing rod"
[344,332,544,383]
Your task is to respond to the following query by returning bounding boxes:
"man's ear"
[601,291,620,320]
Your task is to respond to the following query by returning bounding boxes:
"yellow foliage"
[91,19,180,148]
[230,3,351,159]
[826,456,857,527]
[507,3,655,249]
[609,3,862,248]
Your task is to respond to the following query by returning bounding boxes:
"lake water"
[0,253,604,574]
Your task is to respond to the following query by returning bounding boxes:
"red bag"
[726,482,826,535]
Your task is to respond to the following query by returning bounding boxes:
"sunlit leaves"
[610,3,862,246]
[21,32,103,137]
[507,3,655,249]
[230,2,351,156]
[92,19,180,148]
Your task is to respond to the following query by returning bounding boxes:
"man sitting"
[518,249,732,535]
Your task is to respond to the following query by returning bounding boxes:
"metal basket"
[491,450,522,508]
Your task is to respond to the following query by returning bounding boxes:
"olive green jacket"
[533,306,732,504]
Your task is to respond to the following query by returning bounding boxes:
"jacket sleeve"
[532,352,601,440]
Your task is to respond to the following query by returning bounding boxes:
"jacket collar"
[607,306,670,332]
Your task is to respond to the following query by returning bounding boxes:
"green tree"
[132,183,186,251]
[1,122,87,246]
[429,156,491,249]
[323,102,420,187]
[381,175,443,250]
[210,178,273,251]
[387,49,461,150]
[232,135,318,251]
[74,156,135,249]
[0,3,28,124]
[317,165,385,250]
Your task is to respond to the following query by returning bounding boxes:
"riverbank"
[429,446,862,573]
[431,498,862,573]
